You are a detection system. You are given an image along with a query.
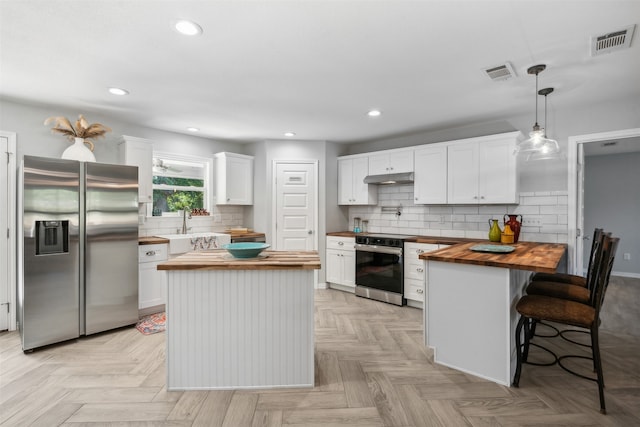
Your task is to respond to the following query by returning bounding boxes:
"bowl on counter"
[222,242,270,259]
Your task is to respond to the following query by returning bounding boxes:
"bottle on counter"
[488,219,502,242]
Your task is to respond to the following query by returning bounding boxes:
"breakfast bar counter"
[419,241,567,386]
[158,250,321,390]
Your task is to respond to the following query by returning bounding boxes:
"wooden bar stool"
[526,230,607,304]
[512,235,619,414]
[529,228,603,288]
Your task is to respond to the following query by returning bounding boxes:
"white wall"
[1,99,252,235]
[345,96,640,194]
[0,99,248,162]
[585,152,640,276]
[247,139,329,283]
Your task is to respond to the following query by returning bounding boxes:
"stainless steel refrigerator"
[19,156,139,351]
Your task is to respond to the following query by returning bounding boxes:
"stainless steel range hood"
[363,172,414,185]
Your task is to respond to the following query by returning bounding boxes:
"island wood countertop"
[158,250,321,271]
[419,241,567,273]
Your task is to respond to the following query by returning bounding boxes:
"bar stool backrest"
[591,235,619,317]
[585,228,605,292]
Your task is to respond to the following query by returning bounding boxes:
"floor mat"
[135,312,166,335]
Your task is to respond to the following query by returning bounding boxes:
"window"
[150,152,211,216]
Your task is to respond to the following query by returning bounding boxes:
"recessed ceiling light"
[284,132,296,137]
[174,19,203,36]
[367,109,382,117]
[108,87,129,96]
[187,127,199,132]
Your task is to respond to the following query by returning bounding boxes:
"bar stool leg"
[513,315,526,387]
[591,325,606,414]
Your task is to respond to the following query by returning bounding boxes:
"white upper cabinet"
[338,156,377,205]
[414,144,447,204]
[368,149,413,175]
[447,132,520,204]
[215,152,253,205]
[118,135,153,203]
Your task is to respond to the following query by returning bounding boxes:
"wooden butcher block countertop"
[139,236,170,245]
[419,241,567,274]
[158,250,321,271]
[326,232,473,245]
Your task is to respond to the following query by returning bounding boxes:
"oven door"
[355,244,404,305]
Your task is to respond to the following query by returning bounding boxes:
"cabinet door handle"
[473,196,478,199]
[146,250,156,256]
[338,241,344,246]
[480,196,485,199]
[416,267,424,273]
[417,288,424,294]
[416,249,424,254]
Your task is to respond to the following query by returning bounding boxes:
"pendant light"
[515,64,548,155]
[526,87,561,161]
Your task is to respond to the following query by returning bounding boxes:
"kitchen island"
[420,241,567,386]
[158,250,321,390]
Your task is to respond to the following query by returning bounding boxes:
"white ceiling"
[1,1,639,144]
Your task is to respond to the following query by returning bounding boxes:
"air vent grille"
[483,62,516,81]
[591,25,635,56]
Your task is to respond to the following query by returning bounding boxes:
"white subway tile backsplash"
[509,205,540,214]
[429,206,454,214]
[348,184,570,243]
[443,229,466,238]
[139,206,245,237]
[541,224,568,234]
[540,205,568,214]
[521,196,558,205]
[452,206,479,214]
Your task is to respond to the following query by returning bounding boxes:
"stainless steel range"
[354,234,412,306]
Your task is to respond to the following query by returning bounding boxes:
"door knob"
[308,230,313,235]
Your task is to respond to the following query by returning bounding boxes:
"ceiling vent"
[591,24,635,56]
[483,62,516,81]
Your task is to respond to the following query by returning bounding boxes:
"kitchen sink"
[154,232,231,255]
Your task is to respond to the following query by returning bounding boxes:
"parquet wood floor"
[1,289,639,426]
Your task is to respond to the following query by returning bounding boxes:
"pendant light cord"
[534,70,539,128]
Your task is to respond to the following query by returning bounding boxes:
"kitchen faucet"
[181,207,192,234]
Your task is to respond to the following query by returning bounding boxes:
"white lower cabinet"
[326,236,355,290]
[138,243,168,313]
[404,243,448,308]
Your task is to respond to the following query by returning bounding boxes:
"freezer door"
[21,156,80,350]
[84,162,139,335]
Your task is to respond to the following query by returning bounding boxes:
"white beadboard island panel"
[166,269,315,390]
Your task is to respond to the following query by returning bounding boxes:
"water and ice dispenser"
[35,220,69,255]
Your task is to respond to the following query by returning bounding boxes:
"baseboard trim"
[611,271,640,279]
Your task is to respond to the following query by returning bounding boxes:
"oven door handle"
[355,244,402,256]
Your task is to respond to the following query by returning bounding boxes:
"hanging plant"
[44,114,111,152]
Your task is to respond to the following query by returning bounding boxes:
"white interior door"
[0,133,17,331]
[274,162,317,251]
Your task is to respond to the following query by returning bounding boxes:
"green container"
[488,219,502,242]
